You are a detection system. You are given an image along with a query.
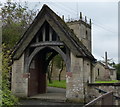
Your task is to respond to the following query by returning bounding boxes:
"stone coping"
[88,83,120,86]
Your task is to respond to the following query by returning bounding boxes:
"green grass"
[95,80,119,83]
[48,80,119,89]
[48,80,66,89]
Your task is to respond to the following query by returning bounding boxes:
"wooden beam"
[30,41,64,47]
[45,52,58,72]
[26,45,71,73]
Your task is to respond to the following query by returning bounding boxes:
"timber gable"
[12,4,95,61]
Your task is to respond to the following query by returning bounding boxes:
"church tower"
[67,12,92,52]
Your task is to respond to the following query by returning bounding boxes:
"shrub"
[1,44,18,106]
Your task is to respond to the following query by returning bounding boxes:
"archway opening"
[28,47,67,99]
[47,54,66,94]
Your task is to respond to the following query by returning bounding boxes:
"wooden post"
[90,19,92,26]
[49,27,52,41]
[80,12,82,20]
[85,16,87,22]
[104,51,111,80]
[36,36,39,43]
[43,27,46,41]
[62,15,64,21]
[105,52,108,68]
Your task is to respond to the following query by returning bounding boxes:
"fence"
[84,91,113,106]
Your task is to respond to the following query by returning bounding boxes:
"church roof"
[12,4,95,61]
[96,61,116,70]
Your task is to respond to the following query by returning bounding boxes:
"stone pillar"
[66,53,85,103]
[66,53,92,103]
[11,54,28,97]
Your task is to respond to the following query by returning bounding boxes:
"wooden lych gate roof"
[12,4,95,61]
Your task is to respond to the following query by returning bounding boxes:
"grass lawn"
[48,80,119,89]
[95,80,120,83]
[48,80,66,89]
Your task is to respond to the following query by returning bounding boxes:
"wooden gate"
[28,53,46,96]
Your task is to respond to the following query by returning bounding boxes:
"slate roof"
[12,4,95,61]
[97,61,116,70]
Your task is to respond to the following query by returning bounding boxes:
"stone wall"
[94,62,117,81]
[83,59,91,83]
[67,21,91,52]
[94,63,106,81]
[11,54,28,97]
[86,83,120,105]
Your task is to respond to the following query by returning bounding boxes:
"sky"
[118,1,120,63]
[1,0,119,63]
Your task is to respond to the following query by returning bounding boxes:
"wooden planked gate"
[28,53,46,96]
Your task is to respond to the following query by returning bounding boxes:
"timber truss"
[24,21,71,73]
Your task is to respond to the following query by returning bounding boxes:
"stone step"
[29,93,66,103]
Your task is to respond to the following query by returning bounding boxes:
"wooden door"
[37,55,46,94]
[28,68,39,96]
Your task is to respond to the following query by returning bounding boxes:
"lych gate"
[27,46,69,96]
[12,5,95,103]
[23,20,71,96]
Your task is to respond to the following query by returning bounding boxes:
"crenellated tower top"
[66,12,92,52]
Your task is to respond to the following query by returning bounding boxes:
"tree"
[1,1,38,106]
[54,55,65,81]
[47,54,65,83]
[58,60,64,81]
[114,64,120,80]
[48,60,54,84]
[101,56,114,66]
[2,1,38,48]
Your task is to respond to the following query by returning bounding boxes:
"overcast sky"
[1,0,119,63]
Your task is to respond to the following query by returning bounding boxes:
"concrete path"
[47,87,66,93]
[30,87,66,102]
[18,87,84,106]
[18,99,84,106]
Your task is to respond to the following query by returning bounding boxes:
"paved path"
[47,87,66,93]
[30,87,66,101]
[18,87,84,106]
[18,99,84,106]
